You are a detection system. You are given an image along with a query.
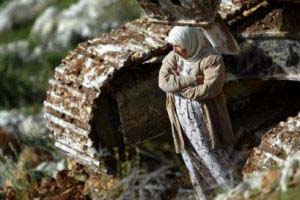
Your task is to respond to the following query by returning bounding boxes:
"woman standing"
[158,26,236,200]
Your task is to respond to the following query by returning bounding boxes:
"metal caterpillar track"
[243,113,300,177]
[44,18,172,171]
[44,0,300,172]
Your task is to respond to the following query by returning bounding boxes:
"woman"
[158,26,236,199]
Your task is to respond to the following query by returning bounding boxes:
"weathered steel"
[137,0,241,55]
[44,1,300,172]
[113,67,170,147]
[137,0,220,26]
[202,15,240,55]
[44,18,172,171]
[243,113,300,177]
[219,0,268,22]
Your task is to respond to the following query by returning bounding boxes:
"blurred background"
[0,0,156,199]
[0,0,142,111]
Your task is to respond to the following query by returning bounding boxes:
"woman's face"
[172,44,188,59]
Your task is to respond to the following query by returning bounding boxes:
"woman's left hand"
[171,69,180,75]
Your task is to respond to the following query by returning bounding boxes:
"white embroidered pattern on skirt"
[174,64,234,200]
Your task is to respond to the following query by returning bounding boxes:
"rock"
[66,160,89,182]
[0,127,17,155]
[0,110,25,135]
[54,184,85,200]
[38,177,58,195]
[30,0,119,53]
[83,173,117,195]
[279,154,300,192]
[35,159,67,178]
[29,6,59,43]
[218,113,300,199]
[215,153,300,200]
[0,0,56,33]
[0,110,48,138]
[242,113,300,177]
[0,0,141,61]
[4,168,30,189]
[0,40,30,60]
[56,170,78,190]
[2,187,16,199]
[18,146,53,168]
[18,111,48,137]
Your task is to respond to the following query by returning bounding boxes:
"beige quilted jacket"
[158,51,235,154]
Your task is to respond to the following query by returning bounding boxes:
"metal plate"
[202,15,240,55]
[137,0,220,26]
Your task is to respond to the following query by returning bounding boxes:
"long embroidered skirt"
[174,94,234,200]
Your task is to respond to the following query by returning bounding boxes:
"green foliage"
[0,53,39,109]
[0,132,61,196]
[0,50,69,109]
[0,21,33,44]
[113,146,142,178]
[116,0,142,21]
[279,177,300,200]
[42,49,70,68]
[102,0,142,31]
[57,0,79,9]
[0,0,8,7]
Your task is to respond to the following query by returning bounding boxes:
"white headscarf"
[166,26,208,67]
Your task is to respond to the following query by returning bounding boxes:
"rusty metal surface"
[136,0,267,25]
[243,113,300,177]
[44,18,172,170]
[224,39,300,82]
[202,15,240,55]
[113,71,169,147]
[234,4,300,37]
[219,0,267,21]
[137,0,220,26]
[136,0,241,54]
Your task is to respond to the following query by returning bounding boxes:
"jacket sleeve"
[158,53,197,93]
[178,55,225,101]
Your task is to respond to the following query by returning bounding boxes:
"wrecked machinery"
[44,0,300,173]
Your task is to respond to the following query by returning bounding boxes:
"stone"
[243,114,300,177]
[0,0,56,33]
[30,0,118,52]
[215,153,300,200]
[18,146,53,168]
[29,6,59,43]
[0,126,17,155]
[35,159,67,178]
[0,110,48,138]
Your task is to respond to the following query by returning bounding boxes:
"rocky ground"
[1,109,300,199]
[0,109,194,199]
[216,112,300,200]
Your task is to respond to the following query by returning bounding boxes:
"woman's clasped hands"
[170,69,204,85]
